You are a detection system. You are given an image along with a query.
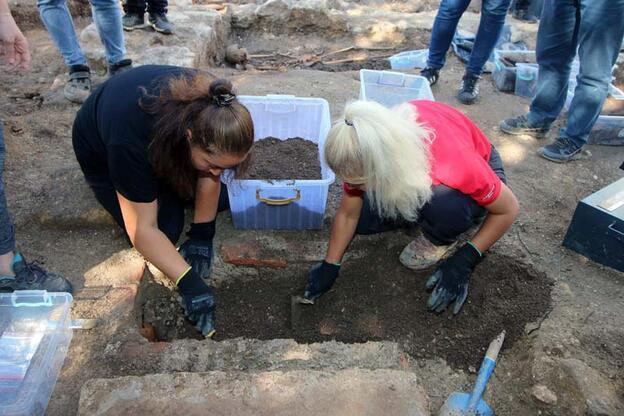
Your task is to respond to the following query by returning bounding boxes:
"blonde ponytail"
[325,100,433,221]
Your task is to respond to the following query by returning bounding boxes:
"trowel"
[438,330,506,416]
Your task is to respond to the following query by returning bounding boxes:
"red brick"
[220,242,287,269]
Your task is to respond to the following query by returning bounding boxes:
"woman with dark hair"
[72,65,255,337]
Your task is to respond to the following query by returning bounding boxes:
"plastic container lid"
[0,291,73,416]
[388,49,429,70]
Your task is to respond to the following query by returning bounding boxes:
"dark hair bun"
[209,79,234,97]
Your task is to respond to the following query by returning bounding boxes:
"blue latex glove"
[177,267,216,337]
[178,221,215,279]
[303,261,340,303]
[426,243,482,315]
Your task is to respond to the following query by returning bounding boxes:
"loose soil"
[240,137,322,180]
[140,246,553,369]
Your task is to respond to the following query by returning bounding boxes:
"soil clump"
[240,137,322,180]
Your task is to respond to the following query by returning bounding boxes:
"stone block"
[79,369,430,416]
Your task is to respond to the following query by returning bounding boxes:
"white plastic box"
[0,291,73,416]
[359,70,435,108]
[226,95,335,229]
[388,49,429,70]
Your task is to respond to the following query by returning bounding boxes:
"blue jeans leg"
[528,0,578,128]
[562,0,624,147]
[0,126,16,256]
[37,0,87,67]
[91,0,127,65]
[427,0,471,69]
[466,0,512,76]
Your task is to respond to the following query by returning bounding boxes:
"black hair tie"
[213,93,236,107]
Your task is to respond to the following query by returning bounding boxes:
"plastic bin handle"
[11,290,52,307]
[256,188,301,206]
[607,221,624,243]
[378,72,405,87]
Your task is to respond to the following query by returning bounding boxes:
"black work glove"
[177,267,216,337]
[426,243,483,315]
[178,221,215,279]
[302,261,341,303]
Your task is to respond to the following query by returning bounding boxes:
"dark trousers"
[0,125,15,256]
[527,0,624,147]
[85,175,229,245]
[123,0,167,15]
[355,147,507,246]
[427,0,512,76]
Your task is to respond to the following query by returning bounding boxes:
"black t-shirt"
[73,65,191,203]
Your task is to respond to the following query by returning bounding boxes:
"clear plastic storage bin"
[388,49,429,70]
[492,50,536,92]
[0,291,73,416]
[565,85,624,144]
[514,63,539,99]
[359,69,435,108]
[226,95,335,229]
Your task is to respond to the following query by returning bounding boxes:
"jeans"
[123,0,168,15]
[84,174,229,245]
[528,0,624,147]
[0,126,15,256]
[427,0,512,76]
[38,0,126,67]
[355,147,507,246]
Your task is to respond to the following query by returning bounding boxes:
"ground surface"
[1,2,624,415]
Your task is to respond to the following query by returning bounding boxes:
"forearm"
[470,211,516,253]
[193,176,220,223]
[135,226,189,283]
[0,0,11,14]
[325,212,358,264]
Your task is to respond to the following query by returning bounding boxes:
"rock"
[137,45,196,67]
[79,369,430,416]
[229,3,257,29]
[559,358,624,416]
[531,384,557,405]
[256,0,292,20]
[82,248,146,287]
[225,44,248,65]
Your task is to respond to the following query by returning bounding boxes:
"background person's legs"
[465,0,512,76]
[37,0,87,67]
[426,0,472,70]
[528,0,578,127]
[562,0,624,148]
[90,0,127,66]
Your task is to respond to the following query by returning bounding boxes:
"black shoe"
[64,64,91,104]
[420,67,440,86]
[122,13,145,31]
[0,252,73,293]
[499,114,550,139]
[148,13,173,35]
[512,9,538,23]
[109,58,133,77]
[457,73,480,104]
[537,137,583,163]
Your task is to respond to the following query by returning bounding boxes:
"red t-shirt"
[342,100,501,206]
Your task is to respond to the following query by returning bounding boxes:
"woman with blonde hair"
[301,99,519,314]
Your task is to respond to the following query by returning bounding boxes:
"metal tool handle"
[467,331,506,411]
[256,188,301,206]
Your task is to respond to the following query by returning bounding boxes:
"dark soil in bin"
[240,137,322,180]
[139,241,553,370]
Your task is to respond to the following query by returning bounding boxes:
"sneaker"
[420,67,440,86]
[108,58,133,77]
[64,65,91,104]
[512,9,538,23]
[399,232,456,271]
[537,137,583,163]
[148,13,173,35]
[0,252,73,293]
[122,12,145,31]
[457,73,480,105]
[499,114,550,139]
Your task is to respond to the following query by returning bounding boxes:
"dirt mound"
[240,137,321,180]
